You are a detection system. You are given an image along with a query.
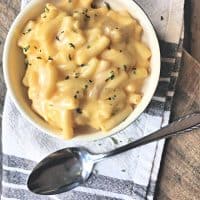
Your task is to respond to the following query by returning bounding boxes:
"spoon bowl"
[28,147,95,195]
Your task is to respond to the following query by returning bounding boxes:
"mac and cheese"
[18,0,151,139]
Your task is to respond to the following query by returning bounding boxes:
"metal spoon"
[28,112,200,195]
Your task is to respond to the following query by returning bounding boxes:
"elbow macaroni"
[18,0,151,139]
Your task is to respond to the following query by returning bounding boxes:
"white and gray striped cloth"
[1,0,185,199]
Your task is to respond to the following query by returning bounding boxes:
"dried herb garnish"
[89,80,93,83]
[23,45,30,53]
[65,76,70,80]
[84,84,88,90]
[105,71,115,82]
[74,94,78,99]
[111,137,118,145]
[45,6,49,12]
[76,108,82,114]
[74,73,80,78]
[25,59,31,67]
[68,54,72,61]
[79,64,86,67]
[48,56,53,61]
[106,95,117,101]
[81,8,91,20]
[87,45,91,49]
[69,43,75,48]
[132,67,137,74]
[36,56,42,59]
[123,65,127,71]
[56,36,60,41]
[23,29,32,35]
[68,0,72,3]
[104,2,111,10]
[85,14,90,19]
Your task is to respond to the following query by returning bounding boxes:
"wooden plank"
[156,50,200,200]
[190,0,200,62]
[184,0,191,51]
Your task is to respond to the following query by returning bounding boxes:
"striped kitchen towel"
[1,0,185,199]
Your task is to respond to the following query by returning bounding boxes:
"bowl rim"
[3,0,161,142]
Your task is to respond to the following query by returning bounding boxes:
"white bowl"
[3,0,160,142]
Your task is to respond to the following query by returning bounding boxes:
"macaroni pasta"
[18,0,151,139]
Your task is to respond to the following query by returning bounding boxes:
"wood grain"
[0,1,200,200]
[155,51,200,200]
[185,0,200,63]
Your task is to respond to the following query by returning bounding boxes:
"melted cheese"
[18,0,151,139]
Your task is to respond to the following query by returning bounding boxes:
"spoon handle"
[101,112,200,159]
